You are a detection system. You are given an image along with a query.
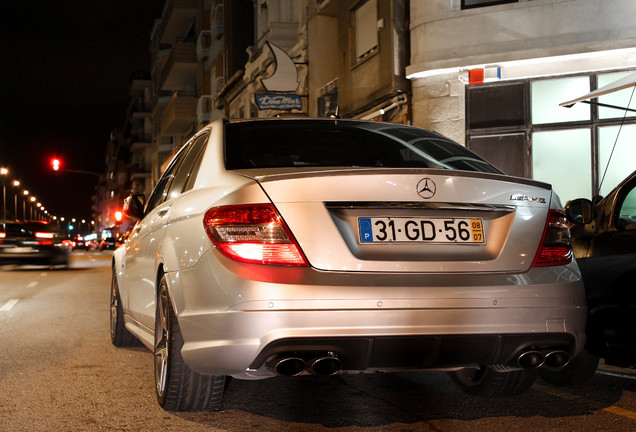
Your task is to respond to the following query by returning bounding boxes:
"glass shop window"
[531,77,590,125]
[532,128,592,202]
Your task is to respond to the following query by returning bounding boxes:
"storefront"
[408,48,636,204]
[467,68,636,203]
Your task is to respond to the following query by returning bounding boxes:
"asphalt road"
[0,252,635,431]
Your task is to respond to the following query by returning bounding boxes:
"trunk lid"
[237,168,553,273]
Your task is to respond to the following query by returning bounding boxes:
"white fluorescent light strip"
[406,47,636,80]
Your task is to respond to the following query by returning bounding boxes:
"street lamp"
[22,190,29,221]
[12,180,20,220]
[29,196,36,220]
[0,167,8,220]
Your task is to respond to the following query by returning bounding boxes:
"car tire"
[154,274,226,411]
[110,268,138,347]
[451,366,537,396]
[539,348,599,387]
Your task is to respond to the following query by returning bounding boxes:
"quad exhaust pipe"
[266,352,343,376]
[307,352,343,376]
[516,349,570,370]
[266,356,306,376]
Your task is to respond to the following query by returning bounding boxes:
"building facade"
[407,0,636,203]
[95,0,636,232]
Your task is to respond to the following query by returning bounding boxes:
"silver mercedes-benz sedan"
[111,118,586,411]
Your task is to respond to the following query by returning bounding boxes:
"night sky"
[1,1,162,222]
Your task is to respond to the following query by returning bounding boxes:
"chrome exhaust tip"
[517,350,545,368]
[266,356,306,376]
[544,350,570,370]
[307,352,342,376]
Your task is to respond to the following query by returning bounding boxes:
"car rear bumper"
[168,251,587,378]
[0,247,69,265]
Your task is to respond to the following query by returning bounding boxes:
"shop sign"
[255,94,302,110]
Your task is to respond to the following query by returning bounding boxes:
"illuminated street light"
[29,196,36,219]
[11,180,20,220]
[0,167,8,219]
[22,190,29,220]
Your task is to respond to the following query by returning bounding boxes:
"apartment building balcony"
[161,92,197,135]
[130,135,151,153]
[129,71,151,96]
[160,42,198,91]
[157,0,198,45]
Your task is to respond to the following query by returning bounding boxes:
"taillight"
[35,232,55,239]
[532,209,573,267]
[203,204,308,266]
[0,232,6,239]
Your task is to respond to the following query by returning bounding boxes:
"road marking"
[0,299,19,311]
[535,384,636,420]
[27,281,38,288]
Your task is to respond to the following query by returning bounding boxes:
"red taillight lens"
[532,209,573,267]
[0,232,6,239]
[35,232,55,239]
[203,204,308,266]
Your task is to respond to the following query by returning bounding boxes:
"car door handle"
[157,206,171,217]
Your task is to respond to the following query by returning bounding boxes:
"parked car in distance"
[110,118,587,411]
[541,169,636,386]
[0,220,70,267]
[98,237,119,251]
[72,235,89,250]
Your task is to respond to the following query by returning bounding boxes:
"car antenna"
[328,105,340,119]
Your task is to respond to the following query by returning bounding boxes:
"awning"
[560,71,636,110]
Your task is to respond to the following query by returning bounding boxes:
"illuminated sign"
[255,94,302,110]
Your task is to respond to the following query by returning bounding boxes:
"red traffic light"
[51,158,61,171]
[114,211,123,222]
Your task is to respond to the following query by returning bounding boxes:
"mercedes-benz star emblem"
[417,178,436,199]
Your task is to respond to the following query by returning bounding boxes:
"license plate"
[359,217,484,243]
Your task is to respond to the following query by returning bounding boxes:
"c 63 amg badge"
[417,178,436,199]
[510,194,546,204]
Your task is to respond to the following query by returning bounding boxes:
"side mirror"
[564,198,594,225]
[123,194,145,221]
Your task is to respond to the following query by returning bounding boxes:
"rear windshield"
[224,120,501,174]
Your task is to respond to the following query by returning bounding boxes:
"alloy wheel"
[154,285,171,399]
[109,275,118,341]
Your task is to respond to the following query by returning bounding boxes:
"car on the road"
[110,118,587,411]
[540,169,636,386]
[72,235,89,250]
[98,237,119,251]
[0,220,70,267]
